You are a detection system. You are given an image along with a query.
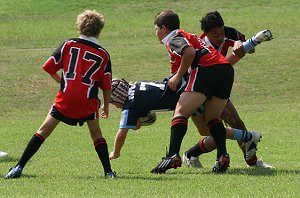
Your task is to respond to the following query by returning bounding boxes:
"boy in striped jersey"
[4,10,116,179]
[184,11,273,169]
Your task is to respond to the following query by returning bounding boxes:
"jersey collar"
[79,35,99,45]
[162,29,179,46]
[203,36,225,53]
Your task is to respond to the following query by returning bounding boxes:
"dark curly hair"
[200,11,224,32]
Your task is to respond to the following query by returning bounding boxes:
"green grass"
[1,0,300,197]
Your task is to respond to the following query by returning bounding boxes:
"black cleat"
[105,171,117,179]
[212,154,230,173]
[4,165,23,179]
[151,154,182,174]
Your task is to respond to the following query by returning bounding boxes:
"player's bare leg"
[221,100,247,155]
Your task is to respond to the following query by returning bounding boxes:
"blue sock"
[232,128,252,142]
[243,36,258,53]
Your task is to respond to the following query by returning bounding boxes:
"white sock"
[243,36,259,53]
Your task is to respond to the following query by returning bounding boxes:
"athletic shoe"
[4,165,23,179]
[182,151,203,168]
[255,30,273,43]
[105,171,117,179]
[212,154,230,173]
[245,154,258,166]
[151,154,182,174]
[0,151,8,158]
[243,131,262,160]
[249,158,274,169]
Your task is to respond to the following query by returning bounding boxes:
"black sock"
[168,116,188,157]
[94,138,112,174]
[17,133,45,168]
[207,119,227,158]
[186,137,210,158]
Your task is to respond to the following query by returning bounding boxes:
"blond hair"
[76,10,104,38]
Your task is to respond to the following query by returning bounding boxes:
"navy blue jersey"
[120,77,186,129]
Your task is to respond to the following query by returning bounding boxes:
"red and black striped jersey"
[165,29,229,75]
[43,37,112,119]
[199,26,246,56]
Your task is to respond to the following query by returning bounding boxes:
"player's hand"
[168,74,181,91]
[232,41,245,58]
[101,105,109,119]
[109,151,120,160]
[101,111,108,119]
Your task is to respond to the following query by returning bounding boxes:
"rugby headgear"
[110,78,130,105]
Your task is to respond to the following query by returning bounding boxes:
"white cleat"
[0,151,8,158]
[255,30,273,43]
[243,131,262,160]
[183,152,203,168]
[249,158,274,169]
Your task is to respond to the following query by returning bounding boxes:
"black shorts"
[50,105,96,126]
[185,64,234,99]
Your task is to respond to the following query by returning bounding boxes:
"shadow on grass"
[81,168,300,180]
[219,167,277,176]
[2,174,38,180]
[80,174,184,181]
[78,167,300,180]
[75,170,201,180]
[0,156,19,163]
[201,167,300,176]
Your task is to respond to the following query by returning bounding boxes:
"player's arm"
[232,41,245,58]
[109,128,129,160]
[169,46,195,91]
[99,57,112,119]
[50,73,61,83]
[101,89,111,118]
[226,52,241,66]
[226,41,245,66]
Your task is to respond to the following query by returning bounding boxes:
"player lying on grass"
[109,29,272,171]
[183,10,273,169]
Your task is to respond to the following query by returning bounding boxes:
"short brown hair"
[154,10,180,31]
[76,10,105,37]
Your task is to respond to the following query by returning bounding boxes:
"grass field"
[1,0,300,197]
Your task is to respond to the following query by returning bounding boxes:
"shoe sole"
[263,30,273,41]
